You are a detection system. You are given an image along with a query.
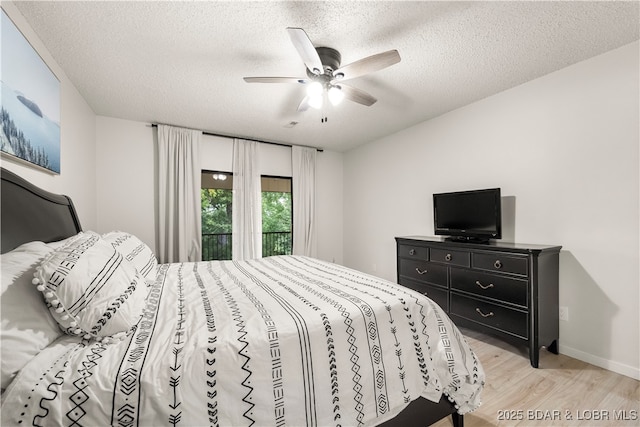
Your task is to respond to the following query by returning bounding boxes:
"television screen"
[433,188,501,241]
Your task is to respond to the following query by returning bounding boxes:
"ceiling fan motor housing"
[307,47,342,77]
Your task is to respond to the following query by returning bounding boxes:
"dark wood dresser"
[395,236,562,368]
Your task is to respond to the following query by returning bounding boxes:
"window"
[201,171,292,260]
[261,176,292,257]
[201,171,233,260]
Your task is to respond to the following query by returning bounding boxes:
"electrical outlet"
[559,306,569,321]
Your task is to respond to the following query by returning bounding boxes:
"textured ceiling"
[11,1,640,152]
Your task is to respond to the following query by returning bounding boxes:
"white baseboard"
[559,344,640,380]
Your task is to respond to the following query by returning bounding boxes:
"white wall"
[1,3,97,230]
[95,118,155,245]
[343,41,639,379]
[95,118,344,264]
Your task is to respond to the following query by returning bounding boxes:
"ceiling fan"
[243,27,401,112]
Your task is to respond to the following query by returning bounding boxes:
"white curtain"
[157,124,202,263]
[232,139,262,260]
[292,145,317,257]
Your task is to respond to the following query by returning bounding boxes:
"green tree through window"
[201,187,233,260]
[262,189,292,256]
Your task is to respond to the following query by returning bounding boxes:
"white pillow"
[33,232,148,342]
[46,232,85,250]
[1,241,63,390]
[102,231,158,281]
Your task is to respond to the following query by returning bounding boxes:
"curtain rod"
[150,123,323,152]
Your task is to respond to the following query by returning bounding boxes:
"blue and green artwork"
[1,10,60,173]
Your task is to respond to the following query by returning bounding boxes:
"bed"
[0,167,483,427]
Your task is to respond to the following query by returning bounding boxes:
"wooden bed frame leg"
[452,413,464,427]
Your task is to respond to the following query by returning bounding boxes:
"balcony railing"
[202,232,232,261]
[202,231,292,261]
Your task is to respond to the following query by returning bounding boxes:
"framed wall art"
[1,9,60,174]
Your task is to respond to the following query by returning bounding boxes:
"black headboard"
[1,168,82,253]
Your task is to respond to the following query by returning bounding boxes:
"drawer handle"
[409,249,416,256]
[475,280,494,290]
[445,253,452,261]
[494,260,503,269]
[415,267,428,275]
[476,308,495,318]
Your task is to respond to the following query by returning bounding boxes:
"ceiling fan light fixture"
[308,93,323,109]
[306,81,323,97]
[328,85,345,105]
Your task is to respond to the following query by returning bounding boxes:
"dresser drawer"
[472,252,528,276]
[430,248,470,267]
[399,278,448,310]
[450,268,528,307]
[450,294,528,339]
[399,259,447,286]
[398,244,428,260]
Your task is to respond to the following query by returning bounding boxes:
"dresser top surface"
[396,236,562,254]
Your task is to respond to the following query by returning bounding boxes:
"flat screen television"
[433,188,502,242]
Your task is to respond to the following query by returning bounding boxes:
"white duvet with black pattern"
[2,256,483,427]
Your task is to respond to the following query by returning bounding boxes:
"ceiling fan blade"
[287,27,324,75]
[339,84,377,106]
[297,96,311,112]
[243,77,307,84]
[332,50,401,81]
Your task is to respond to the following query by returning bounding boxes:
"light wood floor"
[432,328,640,427]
